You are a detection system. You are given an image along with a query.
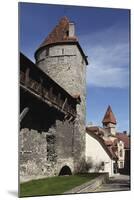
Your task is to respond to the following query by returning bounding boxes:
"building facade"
[86,105,130,176]
[86,129,117,177]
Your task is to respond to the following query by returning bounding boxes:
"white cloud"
[80,24,129,88]
[86,44,129,88]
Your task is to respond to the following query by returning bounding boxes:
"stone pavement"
[64,174,109,194]
[94,174,130,192]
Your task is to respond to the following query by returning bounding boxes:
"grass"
[20,173,99,197]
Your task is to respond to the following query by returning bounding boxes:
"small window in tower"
[46,48,49,56]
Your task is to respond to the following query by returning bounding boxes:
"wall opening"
[59,166,72,176]
[66,30,69,37]
[46,135,57,162]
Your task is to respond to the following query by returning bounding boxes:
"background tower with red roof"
[102,105,117,136]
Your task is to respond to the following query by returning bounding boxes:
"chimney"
[69,22,75,37]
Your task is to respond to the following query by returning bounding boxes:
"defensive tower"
[35,16,88,169]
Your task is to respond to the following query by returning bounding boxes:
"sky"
[19,2,130,132]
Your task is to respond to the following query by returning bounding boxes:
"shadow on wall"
[20,89,64,132]
[59,166,72,176]
[119,150,130,175]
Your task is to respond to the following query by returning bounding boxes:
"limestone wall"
[20,118,75,182]
[36,44,87,167]
[85,133,115,177]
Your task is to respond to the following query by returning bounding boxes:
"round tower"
[35,17,88,169]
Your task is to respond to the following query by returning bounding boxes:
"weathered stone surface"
[20,20,87,182]
[36,43,87,171]
[20,119,76,182]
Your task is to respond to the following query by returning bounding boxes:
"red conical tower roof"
[102,105,117,125]
[34,16,88,65]
[37,16,77,49]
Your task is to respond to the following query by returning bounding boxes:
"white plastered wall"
[85,133,115,177]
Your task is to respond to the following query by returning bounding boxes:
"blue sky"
[19,3,130,132]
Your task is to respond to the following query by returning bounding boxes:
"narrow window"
[46,48,49,56]
[66,30,69,37]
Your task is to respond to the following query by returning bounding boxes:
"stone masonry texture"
[20,18,87,181]
[36,43,87,171]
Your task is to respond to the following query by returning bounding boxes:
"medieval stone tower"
[35,17,88,168]
[102,105,117,136]
[20,17,88,182]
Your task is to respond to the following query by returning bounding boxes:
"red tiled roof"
[108,146,117,159]
[116,133,130,149]
[37,16,77,49]
[86,129,118,160]
[104,140,113,146]
[35,16,88,65]
[102,105,117,125]
[86,126,105,136]
[112,146,118,152]
[104,137,119,148]
[86,126,99,132]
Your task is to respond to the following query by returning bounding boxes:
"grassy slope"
[20,173,99,197]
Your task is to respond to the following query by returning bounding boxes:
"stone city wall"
[20,119,75,182]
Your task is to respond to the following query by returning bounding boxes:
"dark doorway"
[59,166,72,176]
